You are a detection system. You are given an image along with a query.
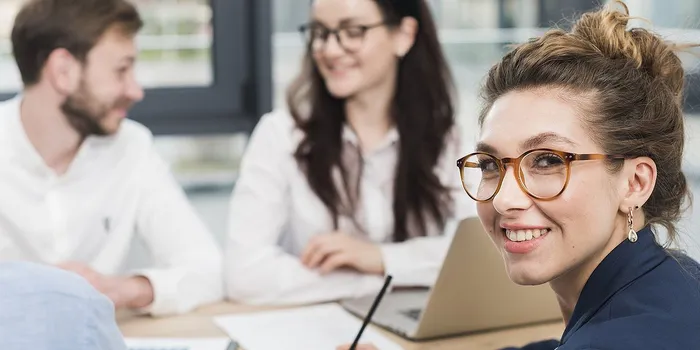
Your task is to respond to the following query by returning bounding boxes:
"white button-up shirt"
[225,110,477,304]
[0,96,223,315]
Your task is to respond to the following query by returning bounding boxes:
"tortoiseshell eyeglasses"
[456,149,627,202]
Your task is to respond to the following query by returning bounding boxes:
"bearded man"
[0,0,223,316]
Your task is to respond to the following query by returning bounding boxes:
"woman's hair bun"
[571,0,687,96]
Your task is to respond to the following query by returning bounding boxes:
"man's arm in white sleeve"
[133,148,224,316]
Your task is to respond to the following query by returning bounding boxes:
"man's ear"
[393,16,418,58]
[618,157,656,212]
[43,48,82,95]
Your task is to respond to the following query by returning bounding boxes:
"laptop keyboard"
[401,308,423,321]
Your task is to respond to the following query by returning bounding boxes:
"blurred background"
[0,0,699,263]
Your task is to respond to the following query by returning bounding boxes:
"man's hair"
[11,0,143,86]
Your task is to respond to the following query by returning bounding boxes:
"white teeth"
[505,229,549,242]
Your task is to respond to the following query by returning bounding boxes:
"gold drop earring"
[627,206,639,243]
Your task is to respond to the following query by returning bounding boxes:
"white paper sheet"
[213,303,404,350]
[125,337,234,350]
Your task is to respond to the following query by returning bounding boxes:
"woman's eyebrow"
[520,132,578,151]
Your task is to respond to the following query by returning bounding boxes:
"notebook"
[125,337,234,350]
[213,303,404,350]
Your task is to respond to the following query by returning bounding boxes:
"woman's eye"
[531,154,565,169]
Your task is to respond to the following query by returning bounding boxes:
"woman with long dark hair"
[224,0,475,304]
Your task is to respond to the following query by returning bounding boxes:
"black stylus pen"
[349,275,393,350]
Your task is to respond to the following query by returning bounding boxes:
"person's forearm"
[226,249,386,305]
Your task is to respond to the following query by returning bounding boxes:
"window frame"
[0,0,273,135]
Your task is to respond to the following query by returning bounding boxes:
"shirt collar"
[562,225,668,343]
[2,95,48,173]
[341,123,399,153]
[2,94,109,177]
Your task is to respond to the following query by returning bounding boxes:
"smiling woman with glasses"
[342,2,700,350]
[450,1,700,349]
[224,0,475,306]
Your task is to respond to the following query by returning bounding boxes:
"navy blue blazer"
[503,225,700,350]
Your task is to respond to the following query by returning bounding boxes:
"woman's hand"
[301,233,385,275]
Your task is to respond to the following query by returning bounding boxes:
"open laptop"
[340,217,562,341]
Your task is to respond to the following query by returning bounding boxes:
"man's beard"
[60,81,131,138]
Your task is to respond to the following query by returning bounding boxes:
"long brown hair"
[286,0,456,242]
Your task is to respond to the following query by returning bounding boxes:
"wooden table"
[118,302,564,349]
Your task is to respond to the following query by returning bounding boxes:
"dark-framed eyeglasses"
[298,21,388,52]
[456,148,628,202]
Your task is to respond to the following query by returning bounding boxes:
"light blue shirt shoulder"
[0,261,127,350]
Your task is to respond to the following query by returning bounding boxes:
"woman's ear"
[618,157,657,212]
[394,17,418,58]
